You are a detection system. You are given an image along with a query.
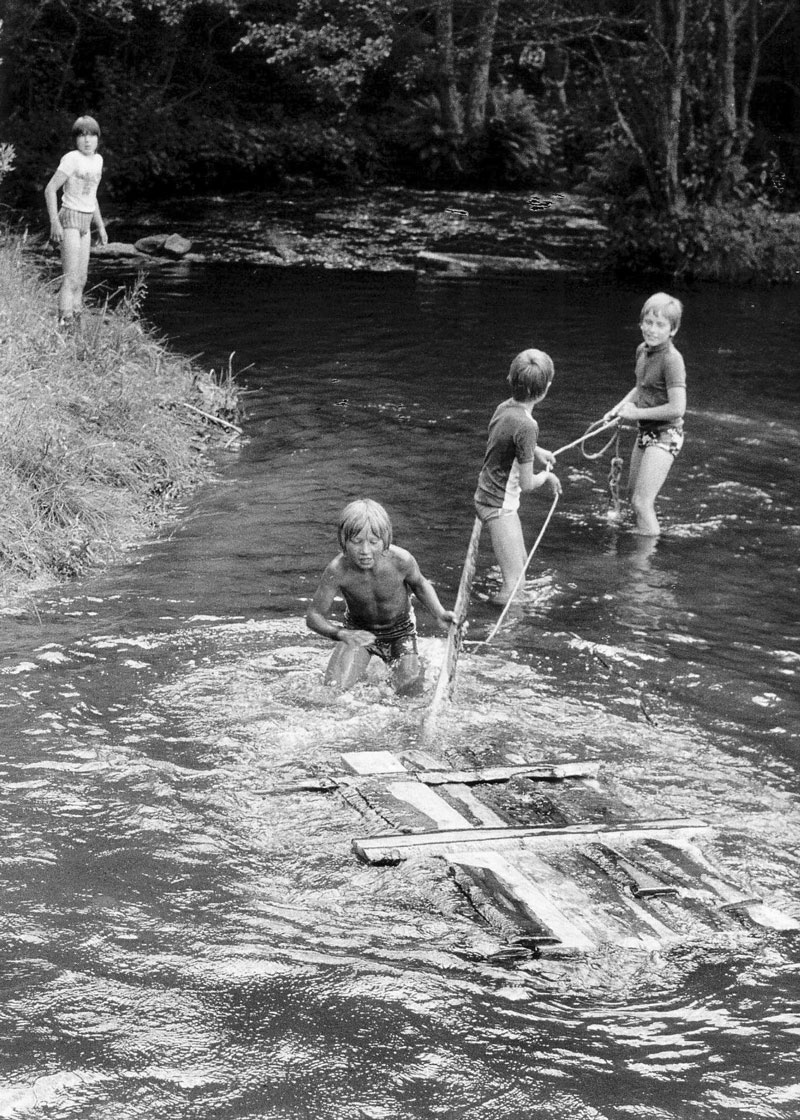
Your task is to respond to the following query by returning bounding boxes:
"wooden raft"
[340,749,799,955]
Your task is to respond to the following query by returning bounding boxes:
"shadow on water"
[1,259,799,1119]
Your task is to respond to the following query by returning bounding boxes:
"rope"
[465,416,623,650]
[552,416,621,460]
[468,489,560,649]
[607,427,624,517]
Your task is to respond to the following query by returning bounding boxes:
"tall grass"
[0,231,240,599]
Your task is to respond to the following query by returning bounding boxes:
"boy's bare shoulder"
[320,553,348,582]
[387,545,420,574]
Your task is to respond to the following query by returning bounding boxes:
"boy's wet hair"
[338,499,393,551]
[72,115,101,140]
[641,291,683,331]
[507,348,555,401]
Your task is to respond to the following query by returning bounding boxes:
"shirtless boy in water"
[306,499,455,694]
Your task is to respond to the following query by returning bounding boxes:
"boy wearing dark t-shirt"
[474,349,562,604]
[604,292,687,536]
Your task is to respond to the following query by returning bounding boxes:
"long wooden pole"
[419,516,482,743]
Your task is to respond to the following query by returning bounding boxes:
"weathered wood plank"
[440,784,508,828]
[386,781,475,830]
[352,817,711,865]
[647,838,800,931]
[450,852,595,951]
[595,846,679,898]
[514,848,678,950]
[341,750,408,775]
[410,761,601,785]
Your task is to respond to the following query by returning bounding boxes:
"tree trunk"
[714,0,741,201]
[434,0,462,139]
[655,0,687,212]
[465,0,501,137]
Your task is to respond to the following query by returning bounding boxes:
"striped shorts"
[59,208,93,236]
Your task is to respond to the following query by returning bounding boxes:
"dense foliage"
[2,0,798,279]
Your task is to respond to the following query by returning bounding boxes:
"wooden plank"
[386,781,475,830]
[352,816,710,865]
[259,758,599,795]
[440,784,508,827]
[341,750,408,776]
[451,852,595,951]
[410,761,601,786]
[595,846,678,898]
[419,516,482,744]
[647,838,800,931]
[514,848,675,950]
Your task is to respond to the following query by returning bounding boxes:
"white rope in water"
[465,416,622,651]
[469,489,561,649]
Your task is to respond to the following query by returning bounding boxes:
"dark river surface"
[2,254,799,1119]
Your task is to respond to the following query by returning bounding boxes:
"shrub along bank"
[0,232,239,602]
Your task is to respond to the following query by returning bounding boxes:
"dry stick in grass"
[180,402,243,434]
[419,515,482,744]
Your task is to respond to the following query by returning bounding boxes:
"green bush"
[477,87,552,187]
[606,202,800,283]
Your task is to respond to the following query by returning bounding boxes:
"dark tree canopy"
[1,0,798,271]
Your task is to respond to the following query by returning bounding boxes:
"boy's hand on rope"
[543,468,562,496]
[615,402,639,421]
[536,447,557,469]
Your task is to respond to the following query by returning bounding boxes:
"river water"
[1,257,799,1119]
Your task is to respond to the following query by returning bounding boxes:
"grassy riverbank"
[0,231,239,605]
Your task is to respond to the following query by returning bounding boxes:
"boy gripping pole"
[306,499,455,696]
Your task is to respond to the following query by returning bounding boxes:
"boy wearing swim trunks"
[474,349,562,604]
[604,292,687,536]
[306,499,455,694]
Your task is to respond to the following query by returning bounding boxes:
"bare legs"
[324,644,424,695]
[487,513,526,604]
[628,442,675,536]
[58,228,91,322]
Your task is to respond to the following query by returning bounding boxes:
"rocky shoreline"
[93,186,610,273]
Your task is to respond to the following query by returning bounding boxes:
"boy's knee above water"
[392,653,425,697]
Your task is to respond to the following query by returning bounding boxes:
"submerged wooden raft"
[335,749,799,956]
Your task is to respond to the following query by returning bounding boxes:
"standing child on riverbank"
[474,348,562,605]
[44,116,108,328]
[306,499,455,695]
[604,292,687,537]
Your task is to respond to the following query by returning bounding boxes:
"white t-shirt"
[57,150,103,213]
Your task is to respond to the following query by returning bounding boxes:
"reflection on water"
[1,262,799,1119]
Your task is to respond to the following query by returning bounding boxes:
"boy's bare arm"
[306,561,345,639]
[617,385,685,423]
[604,386,638,421]
[44,171,68,239]
[93,203,108,245]
[306,560,375,646]
[518,459,561,497]
[401,553,456,626]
